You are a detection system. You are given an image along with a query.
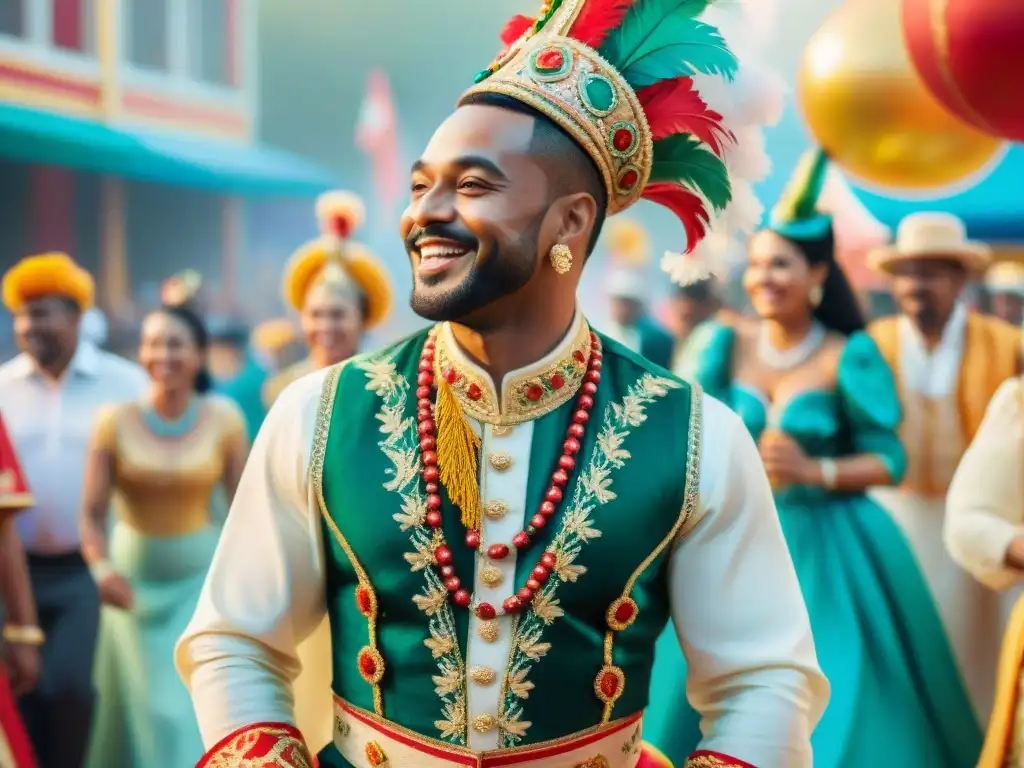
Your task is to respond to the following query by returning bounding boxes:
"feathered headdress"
[160,269,202,307]
[461,0,777,284]
[769,148,832,242]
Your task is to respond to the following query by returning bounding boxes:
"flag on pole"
[356,70,402,209]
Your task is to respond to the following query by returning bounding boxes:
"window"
[53,0,91,52]
[189,0,231,86]
[0,0,25,38]
[127,0,168,71]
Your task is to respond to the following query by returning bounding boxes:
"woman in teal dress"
[80,283,248,767]
[644,150,982,766]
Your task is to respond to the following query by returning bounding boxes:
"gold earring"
[549,244,573,275]
[809,285,823,308]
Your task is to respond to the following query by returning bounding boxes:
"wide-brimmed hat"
[868,212,991,275]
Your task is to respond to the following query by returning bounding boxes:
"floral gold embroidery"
[487,451,513,472]
[470,665,497,685]
[598,382,701,723]
[478,618,500,642]
[484,499,509,519]
[498,371,680,747]
[433,318,592,425]
[685,755,748,767]
[620,725,640,755]
[491,424,514,437]
[573,757,611,768]
[480,564,504,587]
[203,726,313,768]
[472,713,498,733]
[357,353,468,745]
[365,740,389,766]
[313,361,387,716]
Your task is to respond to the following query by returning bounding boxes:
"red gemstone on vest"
[614,600,636,623]
[476,602,497,619]
[355,586,373,616]
[358,649,378,677]
[549,373,565,390]
[443,367,458,384]
[467,383,483,400]
[535,48,564,71]
[612,128,634,151]
[488,543,510,560]
[600,670,620,698]
[619,169,639,190]
[573,350,586,364]
[526,384,544,401]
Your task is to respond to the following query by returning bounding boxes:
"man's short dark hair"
[673,278,716,303]
[460,92,608,256]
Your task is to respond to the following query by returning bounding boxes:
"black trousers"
[18,553,100,768]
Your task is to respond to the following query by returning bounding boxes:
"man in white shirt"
[867,212,1022,723]
[0,252,147,768]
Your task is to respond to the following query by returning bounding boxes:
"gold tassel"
[434,376,482,531]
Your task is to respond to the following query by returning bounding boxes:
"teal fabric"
[85,523,217,768]
[318,328,696,748]
[635,315,675,369]
[215,353,268,442]
[0,102,339,196]
[644,326,983,767]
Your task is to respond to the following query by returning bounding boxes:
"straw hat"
[986,261,1024,296]
[868,212,990,275]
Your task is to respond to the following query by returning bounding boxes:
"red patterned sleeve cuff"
[685,751,757,767]
[196,722,314,767]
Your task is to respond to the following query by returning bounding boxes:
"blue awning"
[0,101,340,197]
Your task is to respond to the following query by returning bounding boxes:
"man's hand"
[3,642,39,696]
[1005,536,1024,570]
[760,431,818,489]
[97,572,134,610]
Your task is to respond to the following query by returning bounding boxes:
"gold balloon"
[797,0,1004,192]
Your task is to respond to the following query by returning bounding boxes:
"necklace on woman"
[141,396,200,439]
[757,321,825,371]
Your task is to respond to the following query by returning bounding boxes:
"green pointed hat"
[769,148,832,241]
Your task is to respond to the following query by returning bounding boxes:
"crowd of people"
[3,1,1024,765]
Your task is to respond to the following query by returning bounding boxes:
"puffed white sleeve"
[945,377,1024,591]
[668,393,829,768]
[174,368,330,747]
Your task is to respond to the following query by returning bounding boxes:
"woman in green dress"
[644,150,982,766]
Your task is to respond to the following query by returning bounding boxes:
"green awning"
[0,102,340,197]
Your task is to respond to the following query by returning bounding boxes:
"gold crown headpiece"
[460,0,763,283]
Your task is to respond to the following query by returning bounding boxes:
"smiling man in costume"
[176,1,828,766]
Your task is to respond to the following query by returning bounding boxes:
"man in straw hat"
[867,211,1022,724]
[177,1,827,765]
[0,253,146,768]
[985,259,1024,327]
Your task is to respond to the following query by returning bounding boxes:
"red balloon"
[902,0,1024,141]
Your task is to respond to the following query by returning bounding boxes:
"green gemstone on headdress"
[578,73,617,117]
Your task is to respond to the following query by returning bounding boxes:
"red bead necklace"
[415,330,602,619]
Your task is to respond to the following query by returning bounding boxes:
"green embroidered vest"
[316,326,699,749]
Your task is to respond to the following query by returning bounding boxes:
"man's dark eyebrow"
[410,155,508,181]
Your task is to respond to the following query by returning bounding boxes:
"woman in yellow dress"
[262,190,392,407]
[80,276,249,768]
[945,375,1024,766]
[263,191,392,753]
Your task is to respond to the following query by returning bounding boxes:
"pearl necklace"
[757,322,825,371]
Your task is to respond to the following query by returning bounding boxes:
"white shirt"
[0,343,147,554]
[176,340,828,766]
[898,302,968,397]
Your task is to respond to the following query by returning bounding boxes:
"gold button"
[469,665,496,685]
[491,424,513,437]
[478,619,499,643]
[484,500,508,519]
[488,452,513,472]
[472,713,498,733]
[480,564,503,587]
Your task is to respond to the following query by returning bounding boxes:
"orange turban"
[2,252,95,312]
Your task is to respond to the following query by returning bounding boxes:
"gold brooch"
[487,452,513,472]
[469,665,497,685]
[480,564,504,587]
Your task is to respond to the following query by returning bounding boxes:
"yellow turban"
[2,252,94,312]
[281,190,392,329]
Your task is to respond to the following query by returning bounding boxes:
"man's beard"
[408,217,541,323]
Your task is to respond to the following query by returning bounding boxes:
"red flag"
[356,70,402,209]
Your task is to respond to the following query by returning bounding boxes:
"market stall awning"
[0,102,340,197]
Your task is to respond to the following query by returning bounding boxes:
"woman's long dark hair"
[158,303,213,393]
[785,228,865,336]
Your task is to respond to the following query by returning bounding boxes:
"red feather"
[642,183,710,253]
[637,77,734,156]
[500,15,534,46]
[569,0,636,49]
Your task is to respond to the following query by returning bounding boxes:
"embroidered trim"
[685,750,755,767]
[357,353,469,745]
[313,360,387,716]
[197,722,313,768]
[498,371,682,747]
[599,383,702,722]
[433,317,592,425]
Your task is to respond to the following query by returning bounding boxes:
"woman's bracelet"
[2,624,45,646]
[819,458,839,490]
